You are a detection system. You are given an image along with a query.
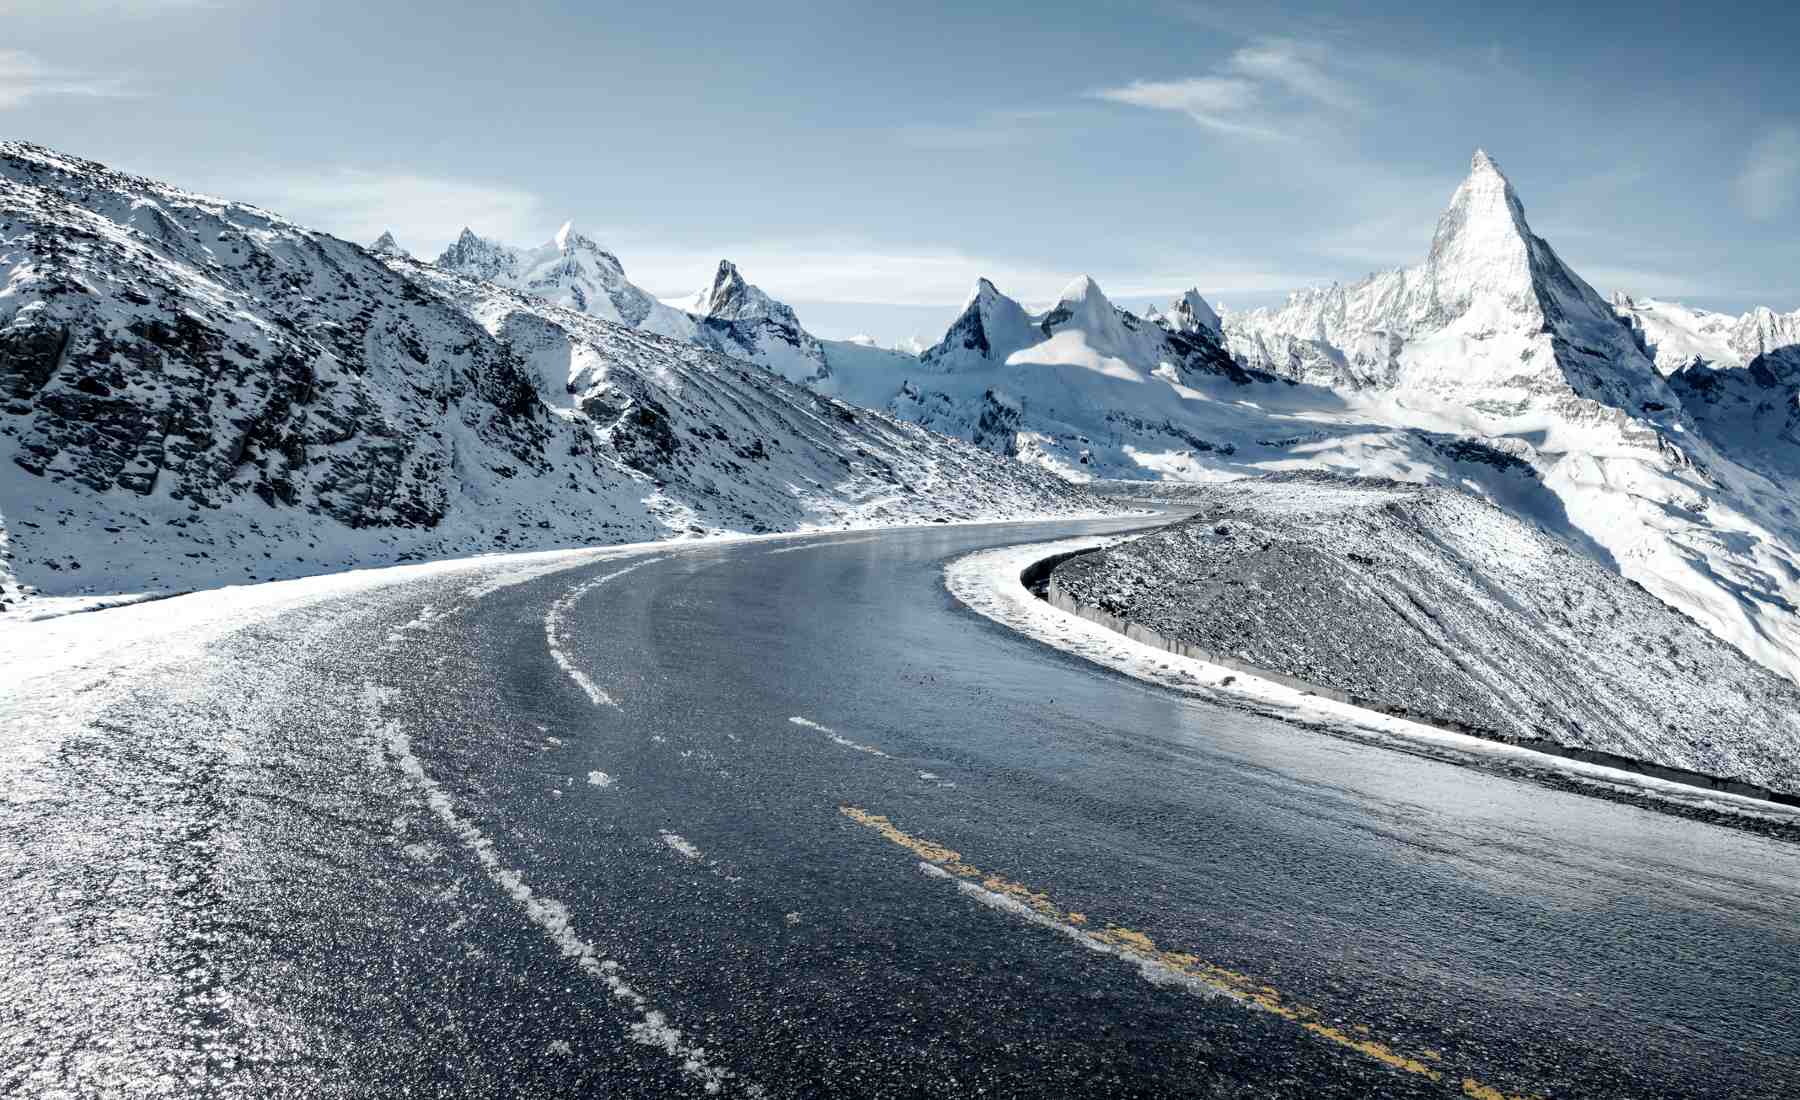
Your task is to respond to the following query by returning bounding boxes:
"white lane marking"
[660,831,702,860]
[587,771,615,788]
[788,715,889,758]
[765,535,883,555]
[544,559,663,709]
[364,684,742,1094]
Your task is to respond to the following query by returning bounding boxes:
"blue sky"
[5,0,1799,343]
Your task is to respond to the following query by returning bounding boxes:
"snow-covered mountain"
[681,259,830,384]
[855,272,1268,474]
[0,142,1105,604]
[1189,151,1800,684]
[1145,289,1221,338]
[812,149,1800,687]
[1612,293,1800,483]
[1612,293,1800,375]
[434,221,697,340]
[1225,150,1673,423]
[369,230,410,259]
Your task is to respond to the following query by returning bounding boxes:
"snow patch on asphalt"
[365,683,739,1093]
[945,537,1800,829]
[587,771,615,788]
[659,832,702,860]
[0,544,627,789]
[788,716,889,758]
[543,560,662,709]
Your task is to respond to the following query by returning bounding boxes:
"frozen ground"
[945,534,1800,835]
[1051,476,1800,796]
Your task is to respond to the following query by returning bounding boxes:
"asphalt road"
[5,516,1799,1098]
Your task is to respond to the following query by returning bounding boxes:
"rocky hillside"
[0,142,1103,603]
[1053,476,1800,795]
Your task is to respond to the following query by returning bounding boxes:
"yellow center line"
[840,805,1543,1100]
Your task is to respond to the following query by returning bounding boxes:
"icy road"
[3,516,1798,1098]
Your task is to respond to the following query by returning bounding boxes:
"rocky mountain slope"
[0,142,1104,603]
[1053,476,1800,795]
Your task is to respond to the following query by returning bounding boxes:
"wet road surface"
[5,517,1799,1097]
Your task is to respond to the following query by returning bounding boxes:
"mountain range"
[0,142,1099,607]
[5,140,1800,696]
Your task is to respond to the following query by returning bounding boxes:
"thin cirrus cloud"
[1735,126,1800,221]
[1092,76,1277,139]
[0,50,135,109]
[1092,36,1362,141]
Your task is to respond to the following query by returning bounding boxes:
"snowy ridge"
[434,222,696,340]
[0,141,1107,603]
[1613,292,1800,375]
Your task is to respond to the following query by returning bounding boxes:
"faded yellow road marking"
[840,806,1545,1098]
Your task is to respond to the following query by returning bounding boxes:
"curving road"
[5,516,1799,1098]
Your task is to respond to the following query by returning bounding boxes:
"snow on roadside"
[944,537,1800,830]
[0,543,625,791]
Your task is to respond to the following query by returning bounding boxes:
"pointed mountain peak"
[434,227,515,275]
[711,258,745,290]
[961,277,1008,311]
[924,278,1034,367]
[553,220,576,251]
[1057,274,1106,307]
[1470,147,1505,178]
[369,230,409,258]
[687,259,797,327]
[1423,146,1540,316]
[1167,288,1221,336]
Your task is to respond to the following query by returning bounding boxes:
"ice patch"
[587,771,614,788]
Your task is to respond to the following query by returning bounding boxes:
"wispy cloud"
[1228,39,1361,112]
[0,50,135,108]
[1735,126,1800,221]
[220,170,544,256]
[1092,76,1281,139]
[1091,35,1365,141]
